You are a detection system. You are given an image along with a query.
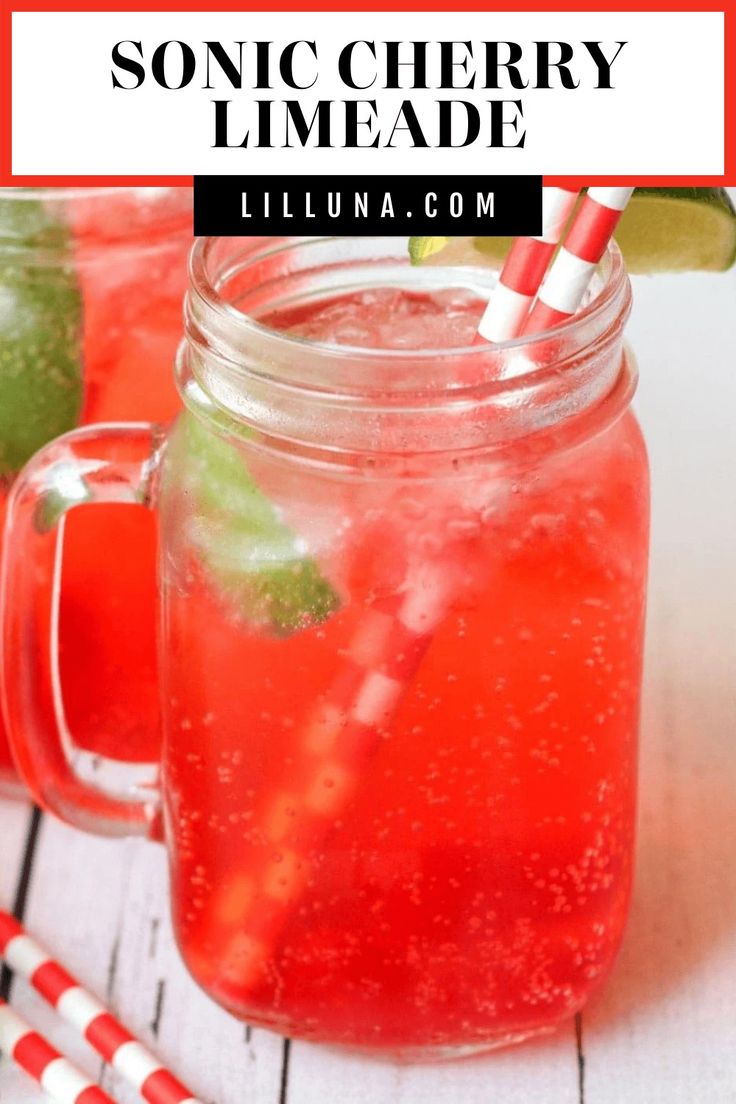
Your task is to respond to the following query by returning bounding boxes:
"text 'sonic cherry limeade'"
[160,285,649,1053]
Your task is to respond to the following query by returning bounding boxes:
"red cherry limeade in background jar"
[0,188,191,791]
[163,284,649,1053]
[0,493,13,782]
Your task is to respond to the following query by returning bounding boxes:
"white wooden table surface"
[2,258,736,1104]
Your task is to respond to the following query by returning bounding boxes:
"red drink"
[0,188,191,793]
[1,238,649,1056]
[0,497,11,782]
[159,270,648,1053]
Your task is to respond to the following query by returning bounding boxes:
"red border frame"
[1,0,733,187]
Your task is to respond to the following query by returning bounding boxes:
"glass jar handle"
[1,422,164,838]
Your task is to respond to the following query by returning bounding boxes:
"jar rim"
[181,236,634,463]
[188,234,629,364]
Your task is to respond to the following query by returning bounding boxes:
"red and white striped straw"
[0,911,203,1104]
[208,559,461,997]
[522,187,634,335]
[477,186,579,342]
[0,998,114,1104]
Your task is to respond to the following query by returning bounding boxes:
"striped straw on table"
[208,186,637,996]
[522,186,634,334]
[477,185,580,342]
[0,910,203,1104]
[0,999,114,1104]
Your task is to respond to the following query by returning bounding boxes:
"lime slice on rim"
[410,187,736,275]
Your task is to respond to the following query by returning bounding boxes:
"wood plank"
[2,813,123,1103]
[0,798,33,906]
[6,817,284,1104]
[287,1026,580,1104]
[0,800,47,1103]
[582,270,736,1101]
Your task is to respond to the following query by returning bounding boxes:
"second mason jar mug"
[1,236,649,1057]
[0,186,193,798]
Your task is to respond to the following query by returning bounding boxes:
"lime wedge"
[611,188,736,273]
[169,413,340,637]
[409,187,736,275]
[0,195,84,479]
[408,236,451,264]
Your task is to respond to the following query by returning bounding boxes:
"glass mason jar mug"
[1,237,649,1056]
[0,186,192,798]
